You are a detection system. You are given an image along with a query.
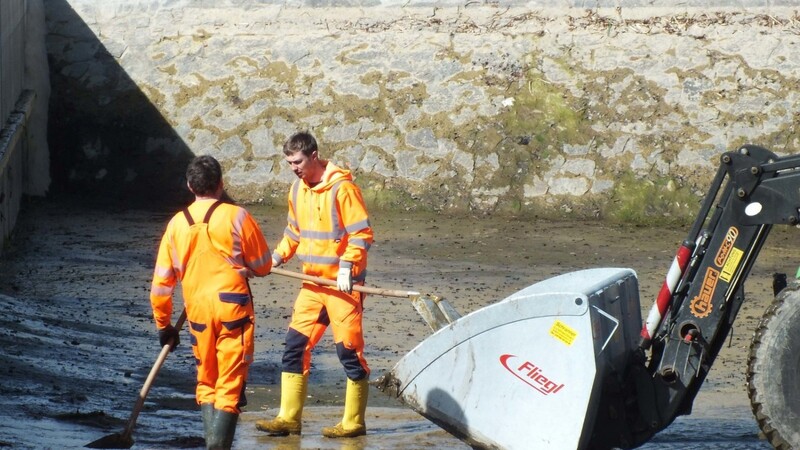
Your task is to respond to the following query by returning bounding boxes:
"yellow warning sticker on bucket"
[550,320,578,346]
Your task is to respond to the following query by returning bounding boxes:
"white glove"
[337,267,353,293]
[272,255,282,267]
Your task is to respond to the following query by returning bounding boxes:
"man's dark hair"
[186,155,222,196]
[283,131,318,157]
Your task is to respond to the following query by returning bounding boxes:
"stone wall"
[44,0,800,221]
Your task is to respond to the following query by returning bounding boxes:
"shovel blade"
[85,431,134,449]
[411,294,461,332]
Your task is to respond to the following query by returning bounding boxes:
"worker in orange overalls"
[150,155,272,449]
[255,131,374,438]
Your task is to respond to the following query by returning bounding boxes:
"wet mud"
[1,196,796,448]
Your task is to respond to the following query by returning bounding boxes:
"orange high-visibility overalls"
[151,199,271,413]
[273,162,374,380]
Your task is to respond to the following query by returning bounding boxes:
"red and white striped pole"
[639,240,694,350]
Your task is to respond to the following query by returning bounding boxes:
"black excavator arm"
[590,145,800,449]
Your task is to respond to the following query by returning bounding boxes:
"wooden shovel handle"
[123,309,187,437]
[270,267,420,298]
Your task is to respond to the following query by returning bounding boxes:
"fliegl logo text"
[500,354,565,395]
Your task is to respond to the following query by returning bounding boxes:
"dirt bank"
[0,195,796,448]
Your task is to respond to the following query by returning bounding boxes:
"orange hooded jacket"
[273,161,373,281]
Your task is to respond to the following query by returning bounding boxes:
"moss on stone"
[603,173,699,226]
[192,28,212,43]
[157,63,177,76]
[140,84,168,113]
[500,66,587,146]
[336,43,370,65]
[355,173,426,211]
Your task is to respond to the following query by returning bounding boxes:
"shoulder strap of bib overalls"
[182,200,224,225]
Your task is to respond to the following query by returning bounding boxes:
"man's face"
[285,151,317,180]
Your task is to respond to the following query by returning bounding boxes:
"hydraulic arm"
[377,144,800,450]
[595,145,800,448]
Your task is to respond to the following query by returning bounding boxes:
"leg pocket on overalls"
[189,321,208,367]
[218,292,255,365]
[218,292,252,329]
[221,315,255,365]
[219,292,251,313]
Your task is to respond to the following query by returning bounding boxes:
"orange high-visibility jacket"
[274,161,373,281]
[150,199,272,329]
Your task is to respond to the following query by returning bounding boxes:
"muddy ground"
[0,195,797,448]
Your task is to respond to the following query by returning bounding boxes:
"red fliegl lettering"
[500,354,565,395]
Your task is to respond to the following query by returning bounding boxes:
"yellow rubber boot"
[255,372,307,436]
[321,378,368,438]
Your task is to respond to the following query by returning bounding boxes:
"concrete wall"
[43,0,800,221]
[1,2,25,125]
[1,0,50,254]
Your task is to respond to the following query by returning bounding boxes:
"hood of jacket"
[308,161,352,192]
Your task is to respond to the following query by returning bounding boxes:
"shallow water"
[12,397,771,449]
[11,385,770,449]
[0,198,793,449]
[637,404,772,449]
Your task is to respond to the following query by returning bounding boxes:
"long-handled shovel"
[86,309,187,449]
[270,267,460,331]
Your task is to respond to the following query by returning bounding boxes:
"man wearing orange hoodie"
[256,131,374,438]
[150,155,272,449]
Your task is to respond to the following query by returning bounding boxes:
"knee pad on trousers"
[336,342,368,380]
[282,328,309,373]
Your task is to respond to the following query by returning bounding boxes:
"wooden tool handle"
[123,309,187,437]
[270,267,420,298]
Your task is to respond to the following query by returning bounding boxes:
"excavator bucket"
[374,268,643,450]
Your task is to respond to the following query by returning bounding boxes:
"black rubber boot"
[207,409,239,450]
[201,403,215,445]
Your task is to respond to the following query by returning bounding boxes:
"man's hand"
[337,267,353,294]
[158,324,180,352]
[272,255,282,268]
